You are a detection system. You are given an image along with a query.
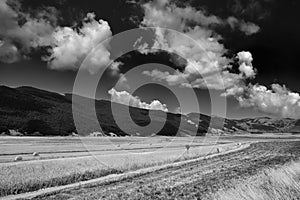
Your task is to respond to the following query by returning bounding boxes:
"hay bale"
[9,130,23,136]
[108,132,117,137]
[72,132,79,137]
[90,132,104,137]
[14,156,23,161]
[33,152,39,157]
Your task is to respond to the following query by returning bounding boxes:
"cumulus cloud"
[143,68,242,90]
[141,45,256,90]
[0,0,55,63]
[189,71,242,90]
[43,13,112,74]
[108,88,168,112]
[222,84,245,97]
[227,16,260,35]
[0,40,20,63]
[137,0,259,91]
[110,61,123,75]
[135,0,300,119]
[0,2,114,74]
[141,0,222,31]
[235,84,300,119]
[136,0,232,90]
[237,51,253,64]
[220,52,300,119]
[239,21,260,35]
[239,63,256,78]
[141,1,259,35]
[142,69,189,86]
[237,51,256,78]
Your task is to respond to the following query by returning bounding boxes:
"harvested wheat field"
[23,140,300,200]
[213,160,300,200]
[0,136,241,197]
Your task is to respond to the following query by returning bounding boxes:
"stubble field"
[1,135,300,199]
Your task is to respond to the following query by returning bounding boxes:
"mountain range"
[0,85,299,136]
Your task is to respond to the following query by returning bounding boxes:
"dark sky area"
[0,0,299,119]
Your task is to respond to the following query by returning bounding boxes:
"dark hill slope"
[0,86,209,136]
[0,86,299,136]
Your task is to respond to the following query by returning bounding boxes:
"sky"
[0,0,299,119]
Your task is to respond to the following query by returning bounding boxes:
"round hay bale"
[33,152,39,157]
[14,156,23,161]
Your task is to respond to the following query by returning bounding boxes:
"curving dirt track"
[35,141,300,200]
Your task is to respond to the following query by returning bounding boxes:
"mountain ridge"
[0,85,299,136]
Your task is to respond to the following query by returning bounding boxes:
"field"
[1,135,300,199]
[0,136,240,197]
[213,160,300,200]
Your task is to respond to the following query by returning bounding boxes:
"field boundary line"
[3,143,251,200]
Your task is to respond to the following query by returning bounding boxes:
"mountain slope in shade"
[0,86,208,136]
[0,86,299,136]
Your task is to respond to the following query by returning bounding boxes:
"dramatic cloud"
[234,84,300,119]
[44,13,112,74]
[142,69,188,86]
[143,68,243,90]
[0,2,113,74]
[137,0,231,89]
[237,51,256,78]
[237,51,253,64]
[110,62,123,75]
[239,21,260,35]
[108,88,168,112]
[137,0,259,90]
[0,40,19,63]
[221,54,300,119]
[0,0,56,63]
[141,0,222,31]
[136,0,300,119]
[141,0,260,34]
[227,17,260,35]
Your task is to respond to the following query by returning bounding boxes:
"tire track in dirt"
[83,146,272,199]
[78,145,262,197]
[35,141,300,200]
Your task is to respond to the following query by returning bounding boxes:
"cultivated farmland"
[0,136,239,197]
[32,141,300,200]
[1,135,300,199]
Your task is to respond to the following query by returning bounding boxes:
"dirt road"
[34,141,300,200]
